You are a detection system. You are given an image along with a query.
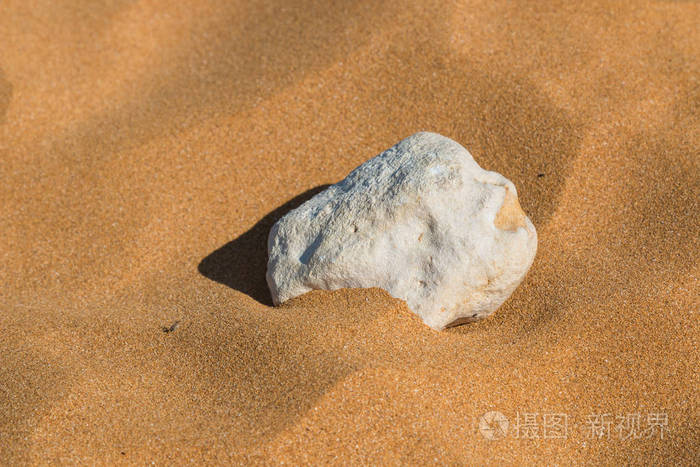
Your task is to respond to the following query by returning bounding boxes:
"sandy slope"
[1,0,698,464]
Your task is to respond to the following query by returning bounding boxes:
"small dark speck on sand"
[162,320,180,333]
[537,173,545,178]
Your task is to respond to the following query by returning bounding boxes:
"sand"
[0,0,698,464]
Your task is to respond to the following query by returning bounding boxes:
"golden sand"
[1,0,698,464]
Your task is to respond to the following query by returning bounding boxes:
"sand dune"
[1,0,698,464]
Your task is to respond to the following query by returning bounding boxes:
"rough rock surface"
[266,132,537,330]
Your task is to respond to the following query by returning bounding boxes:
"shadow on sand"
[198,185,329,305]
[0,67,12,124]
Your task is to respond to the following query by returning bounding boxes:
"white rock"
[266,132,537,330]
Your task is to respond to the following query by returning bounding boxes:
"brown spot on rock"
[494,187,527,231]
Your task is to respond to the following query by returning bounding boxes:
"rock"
[266,132,537,330]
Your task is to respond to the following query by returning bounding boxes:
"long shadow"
[0,67,11,124]
[24,0,392,178]
[0,338,71,464]
[198,185,329,304]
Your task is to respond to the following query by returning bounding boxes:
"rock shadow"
[198,185,329,305]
